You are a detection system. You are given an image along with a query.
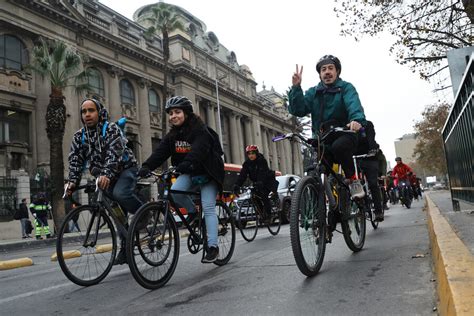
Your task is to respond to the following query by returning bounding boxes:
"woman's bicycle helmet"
[165,96,193,113]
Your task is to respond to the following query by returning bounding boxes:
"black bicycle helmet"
[316,54,341,74]
[165,96,193,113]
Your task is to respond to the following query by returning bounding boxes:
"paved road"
[0,200,436,315]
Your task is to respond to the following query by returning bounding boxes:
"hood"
[80,98,109,125]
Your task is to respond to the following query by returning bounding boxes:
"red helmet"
[245,145,259,153]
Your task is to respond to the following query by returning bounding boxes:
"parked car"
[276,175,300,224]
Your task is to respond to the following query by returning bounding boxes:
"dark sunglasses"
[247,151,257,155]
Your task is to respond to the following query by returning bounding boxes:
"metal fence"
[0,177,17,218]
[442,55,474,209]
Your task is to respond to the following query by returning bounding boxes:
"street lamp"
[215,73,226,152]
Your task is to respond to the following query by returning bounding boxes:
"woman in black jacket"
[138,96,224,263]
[233,145,278,220]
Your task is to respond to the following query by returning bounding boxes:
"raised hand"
[292,64,303,86]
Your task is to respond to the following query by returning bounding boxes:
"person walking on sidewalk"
[18,198,32,238]
[29,193,52,240]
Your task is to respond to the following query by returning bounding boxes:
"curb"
[425,194,474,315]
[0,257,33,270]
[0,230,191,270]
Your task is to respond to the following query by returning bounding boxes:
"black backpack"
[206,126,224,156]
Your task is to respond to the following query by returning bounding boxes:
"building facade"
[0,0,303,214]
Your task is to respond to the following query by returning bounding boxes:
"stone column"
[278,139,287,174]
[261,127,269,158]
[293,141,303,175]
[251,117,263,151]
[107,66,123,121]
[270,129,279,170]
[235,115,245,163]
[137,78,153,163]
[284,139,292,174]
[229,113,240,164]
[243,117,252,147]
[206,103,216,130]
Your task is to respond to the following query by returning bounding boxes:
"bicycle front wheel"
[267,194,281,235]
[238,198,258,242]
[214,200,236,266]
[340,187,366,252]
[290,176,326,277]
[56,205,116,286]
[127,202,180,290]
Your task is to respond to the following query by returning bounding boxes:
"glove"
[176,161,193,174]
[138,166,151,177]
[233,185,240,195]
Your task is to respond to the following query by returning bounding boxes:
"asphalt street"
[0,200,436,315]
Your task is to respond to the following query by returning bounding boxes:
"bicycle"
[57,177,134,286]
[234,185,282,242]
[352,153,382,230]
[273,127,367,277]
[126,168,236,290]
[397,179,412,208]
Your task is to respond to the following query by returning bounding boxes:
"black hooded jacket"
[142,117,224,191]
[68,101,136,184]
[235,153,277,192]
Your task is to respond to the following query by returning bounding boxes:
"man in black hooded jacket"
[233,145,278,220]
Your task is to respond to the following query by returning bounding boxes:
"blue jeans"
[171,174,218,247]
[111,166,143,215]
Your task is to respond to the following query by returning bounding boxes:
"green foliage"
[413,103,450,174]
[334,0,473,89]
[28,38,90,94]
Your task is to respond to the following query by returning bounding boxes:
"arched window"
[87,68,104,97]
[0,35,28,71]
[120,79,135,105]
[148,89,160,113]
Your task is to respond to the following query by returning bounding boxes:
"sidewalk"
[425,190,474,315]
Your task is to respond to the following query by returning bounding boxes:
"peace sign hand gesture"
[292,64,303,87]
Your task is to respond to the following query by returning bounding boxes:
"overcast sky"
[100,0,449,168]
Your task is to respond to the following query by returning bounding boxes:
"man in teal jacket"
[288,54,366,198]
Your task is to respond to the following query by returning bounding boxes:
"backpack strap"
[102,121,109,138]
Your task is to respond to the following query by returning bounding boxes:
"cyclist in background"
[233,145,278,223]
[354,121,384,221]
[138,96,224,263]
[288,54,367,198]
[392,157,414,199]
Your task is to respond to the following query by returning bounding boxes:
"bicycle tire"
[267,194,281,235]
[214,200,236,266]
[126,202,180,290]
[366,196,379,230]
[56,205,116,286]
[340,186,366,252]
[238,198,258,242]
[289,176,327,277]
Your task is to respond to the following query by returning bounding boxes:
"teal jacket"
[288,78,366,135]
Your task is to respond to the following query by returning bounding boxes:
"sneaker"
[22,236,27,239]
[46,234,53,239]
[201,246,219,263]
[36,236,43,240]
[113,248,127,265]
[349,180,365,199]
[374,212,384,222]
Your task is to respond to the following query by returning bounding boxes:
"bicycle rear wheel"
[267,194,281,235]
[340,187,366,252]
[290,176,326,277]
[238,199,258,242]
[365,196,379,230]
[214,200,236,266]
[127,202,179,290]
[56,205,116,286]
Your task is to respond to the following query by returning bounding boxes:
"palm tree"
[138,2,184,140]
[28,38,90,229]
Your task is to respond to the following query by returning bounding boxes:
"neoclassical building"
[0,0,303,212]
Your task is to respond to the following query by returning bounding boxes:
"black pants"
[325,133,358,178]
[257,188,272,216]
[359,159,383,213]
